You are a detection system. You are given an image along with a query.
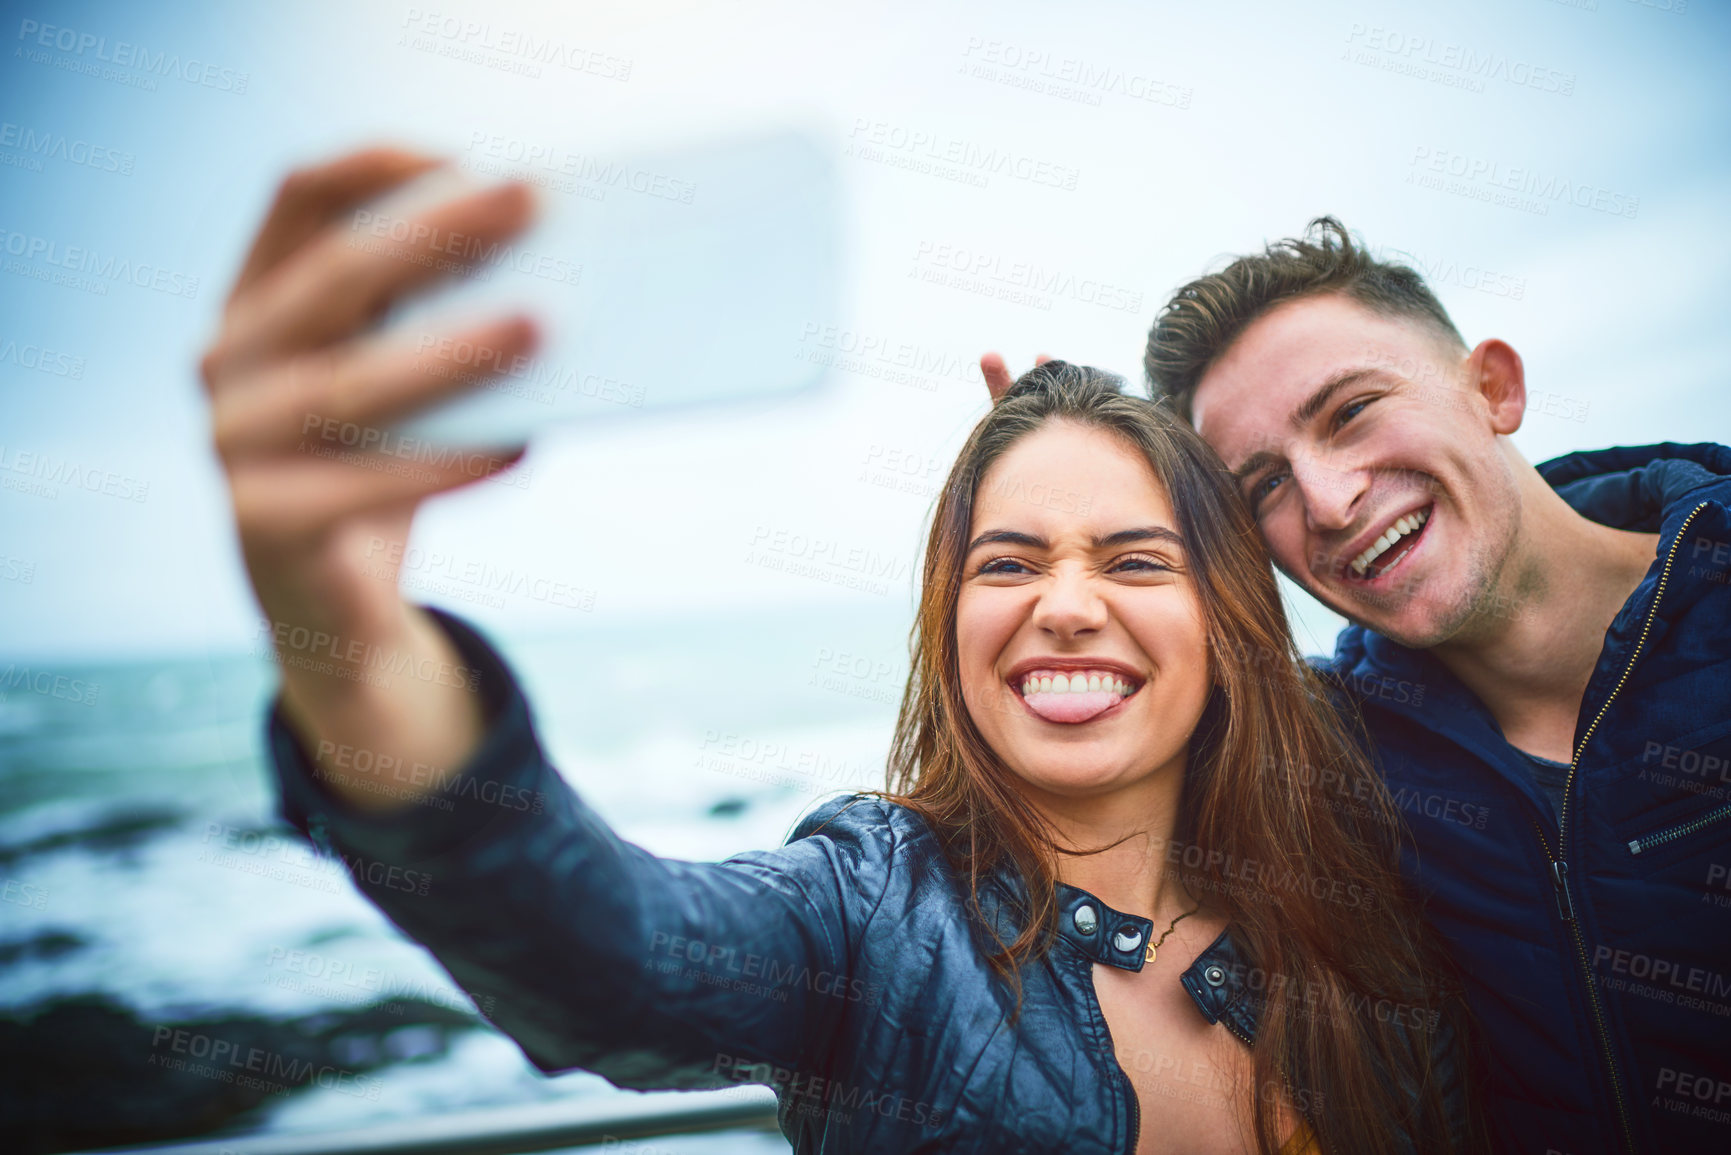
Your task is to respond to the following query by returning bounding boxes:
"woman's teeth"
[1016,669,1139,724]
[1018,670,1135,697]
[1350,508,1430,578]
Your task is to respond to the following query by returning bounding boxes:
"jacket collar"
[1047,879,1263,1042]
[1534,440,1731,531]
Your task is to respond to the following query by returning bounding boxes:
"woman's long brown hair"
[865,361,1475,1155]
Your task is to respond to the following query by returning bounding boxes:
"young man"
[984,219,1731,1154]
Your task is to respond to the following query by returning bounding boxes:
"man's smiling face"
[1190,292,1525,648]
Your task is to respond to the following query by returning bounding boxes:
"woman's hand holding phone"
[200,146,537,810]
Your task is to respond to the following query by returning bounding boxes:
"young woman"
[207,152,1476,1154]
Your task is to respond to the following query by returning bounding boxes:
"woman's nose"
[1031,568,1107,638]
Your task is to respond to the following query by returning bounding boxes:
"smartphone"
[363,130,842,449]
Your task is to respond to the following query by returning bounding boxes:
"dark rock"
[0,992,485,1153]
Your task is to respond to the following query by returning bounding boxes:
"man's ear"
[1464,338,1525,435]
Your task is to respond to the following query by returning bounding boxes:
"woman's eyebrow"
[965,526,1184,553]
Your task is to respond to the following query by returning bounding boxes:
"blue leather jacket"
[268,607,1468,1153]
[1319,442,1731,1155]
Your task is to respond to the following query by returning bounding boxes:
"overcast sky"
[1,0,1726,661]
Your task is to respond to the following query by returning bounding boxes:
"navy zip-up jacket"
[1321,442,1731,1155]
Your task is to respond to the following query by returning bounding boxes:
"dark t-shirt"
[1521,750,1573,819]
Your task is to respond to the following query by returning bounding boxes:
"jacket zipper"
[1125,1067,1139,1155]
[1116,1003,1251,1152]
[1629,799,1731,855]
[1533,500,1709,1155]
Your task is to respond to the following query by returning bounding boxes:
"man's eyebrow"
[1290,367,1383,429]
[965,526,1185,553]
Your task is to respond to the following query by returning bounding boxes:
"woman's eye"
[1112,555,1172,574]
[976,557,1031,576]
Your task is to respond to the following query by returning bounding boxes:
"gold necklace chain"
[1144,898,1201,964]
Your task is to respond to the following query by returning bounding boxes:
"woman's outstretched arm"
[267,603,888,1089]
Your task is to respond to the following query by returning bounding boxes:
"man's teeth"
[1350,508,1431,577]
[1019,671,1135,696]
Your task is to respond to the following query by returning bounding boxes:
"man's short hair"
[1145,216,1466,421]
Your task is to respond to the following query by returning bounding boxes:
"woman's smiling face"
[957,419,1214,804]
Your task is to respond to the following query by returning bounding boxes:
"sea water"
[0,601,908,1150]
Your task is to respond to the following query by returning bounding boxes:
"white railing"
[65,1087,783,1155]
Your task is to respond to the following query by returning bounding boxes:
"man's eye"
[1250,472,1286,507]
[1336,398,1371,427]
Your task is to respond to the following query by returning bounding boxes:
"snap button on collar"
[1112,927,1144,953]
[1073,904,1098,935]
[1204,964,1226,987]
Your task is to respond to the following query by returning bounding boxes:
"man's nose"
[1292,453,1368,534]
[1032,567,1108,637]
